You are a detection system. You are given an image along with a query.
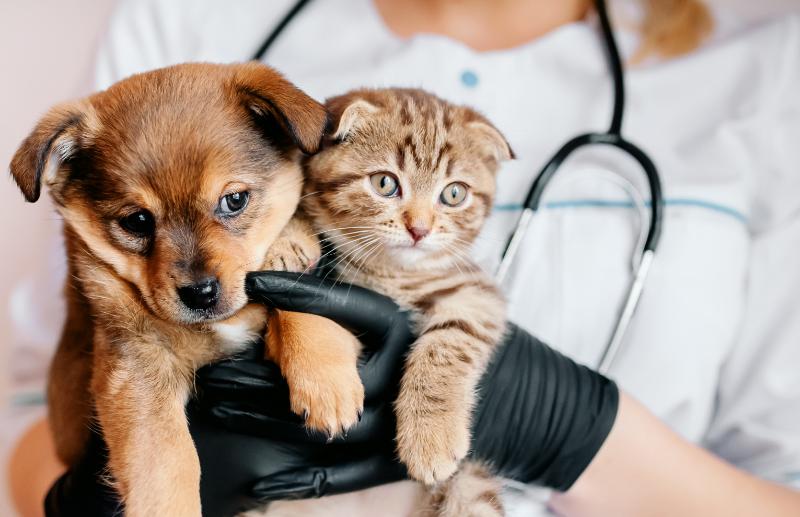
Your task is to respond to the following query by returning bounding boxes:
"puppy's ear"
[467,118,515,163]
[326,93,381,141]
[233,63,327,154]
[9,101,94,202]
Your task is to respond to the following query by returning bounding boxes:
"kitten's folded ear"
[9,100,95,203]
[325,91,381,141]
[467,118,515,163]
[233,62,327,154]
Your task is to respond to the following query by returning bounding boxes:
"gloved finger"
[250,452,407,501]
[193,338,405,413]
[245,271,403,339]
[357,317,413,401]
[44,432,122,517]
[199,399,395,445]
[194,346,289,401]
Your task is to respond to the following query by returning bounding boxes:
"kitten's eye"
[218,191,250,216]
[440,182,469,207]
[369,173,400,197]
[119,210,155,237]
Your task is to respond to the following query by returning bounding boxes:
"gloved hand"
[191,273,415,516]
[44,272,413,517]
[45,271,619,517]
[195,272,619,502]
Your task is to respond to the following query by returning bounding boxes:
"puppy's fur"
[10,62,363,516]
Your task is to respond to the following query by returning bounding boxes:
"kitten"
[301,88,513,516]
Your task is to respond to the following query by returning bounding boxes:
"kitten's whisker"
[343,240,382,300]
[330,237,379,286]
[311,229,373,241]
[337,236,381,284]
[442,242,485,282]
[337,239,381,295]
[312,225,373,237]
[290,233,376,280]
[328,237,381,292]
[320,237,378,287]
[448,235,482,249]
[442,242,467,276]
[322,230,375,240]
[300,191,322,200]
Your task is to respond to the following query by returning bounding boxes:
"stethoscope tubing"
[252,0,664,375]
[496,0,664,373]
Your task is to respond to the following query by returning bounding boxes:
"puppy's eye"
[369,173,400,197]
[119,210,155,237]
[440,182,469,207]
[218,191,250,216]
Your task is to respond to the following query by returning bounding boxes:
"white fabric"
[14,0,800,514]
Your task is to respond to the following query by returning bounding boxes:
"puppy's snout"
[177,277,220,311]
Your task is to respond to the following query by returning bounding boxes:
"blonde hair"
[633,0,714,62]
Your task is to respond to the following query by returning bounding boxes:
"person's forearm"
[550,392,800,517]
[10,418,65,517]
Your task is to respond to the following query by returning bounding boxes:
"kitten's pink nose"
[406,225,430,243]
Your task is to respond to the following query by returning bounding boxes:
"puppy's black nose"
[177,277,220,311]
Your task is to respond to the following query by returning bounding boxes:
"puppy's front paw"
[288,365,365,438]
[267,310,363,439]
[396,390,471,485]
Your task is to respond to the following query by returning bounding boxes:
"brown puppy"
[9,62,364,516]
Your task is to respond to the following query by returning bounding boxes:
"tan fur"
[8,62,363,516]
[420,463,505,517]
[267,309,364,436]
[277,88,512,515]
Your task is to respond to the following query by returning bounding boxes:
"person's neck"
[373,0,591,51]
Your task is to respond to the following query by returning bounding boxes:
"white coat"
[12,0,800,515]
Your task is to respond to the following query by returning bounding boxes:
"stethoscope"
[252,0,663,374]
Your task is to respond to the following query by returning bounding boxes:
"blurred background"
[0,2,115,514]
[0,1,798,515]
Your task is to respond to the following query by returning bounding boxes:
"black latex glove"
[44,272,413,517]
[191,273,415,516]
[196,272,619,502]
[45,271,619,517]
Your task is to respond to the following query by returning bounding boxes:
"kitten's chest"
[347,268,449,309]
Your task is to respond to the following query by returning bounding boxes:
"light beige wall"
[0,1,797,515]
[1,0,798,408]
[0,5,115,515]
[0,0,117,407]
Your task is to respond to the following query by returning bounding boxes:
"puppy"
[9,62,364,516]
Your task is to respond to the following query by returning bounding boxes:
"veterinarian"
[9,0,800,515]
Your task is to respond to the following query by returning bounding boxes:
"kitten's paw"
[263,235,320,273]
[425,462,505,517]
[286,362,365,439]
[396,405,471,485]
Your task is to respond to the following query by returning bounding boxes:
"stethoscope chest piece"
[254,0,664,375]
[495,0,664,374]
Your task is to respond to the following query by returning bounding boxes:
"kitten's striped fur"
[302,88,513,516]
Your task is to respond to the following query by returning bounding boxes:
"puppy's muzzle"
[177,277,220,311]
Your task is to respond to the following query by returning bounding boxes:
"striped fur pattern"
[302,89,513,515]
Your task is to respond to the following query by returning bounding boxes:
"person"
[9,0,800,515]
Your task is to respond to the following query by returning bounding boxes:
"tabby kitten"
[301,88,513,516]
